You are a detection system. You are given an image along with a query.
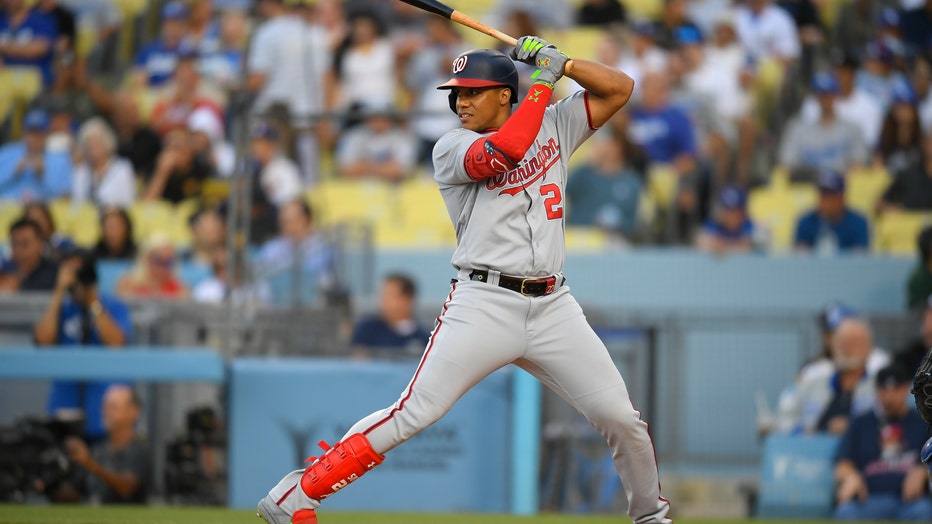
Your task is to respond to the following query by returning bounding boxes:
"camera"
[0,415,85,502]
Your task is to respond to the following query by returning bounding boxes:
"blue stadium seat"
[755,433,841,519]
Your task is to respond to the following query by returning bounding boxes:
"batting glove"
[510,35,569,88]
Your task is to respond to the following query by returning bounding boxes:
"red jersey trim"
[583,91,597,131]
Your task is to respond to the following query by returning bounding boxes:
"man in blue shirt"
[33,250,132,443]
[0,108,71,201]
[794,169,870,254]
[0,0,57,86]
[696,185,757,254]
[350,273,431,359]
[132,1,191,88]
[834,364,932,520]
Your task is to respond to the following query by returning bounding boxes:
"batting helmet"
[437,49,519,113]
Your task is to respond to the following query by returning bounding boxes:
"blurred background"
[0,0,931,520]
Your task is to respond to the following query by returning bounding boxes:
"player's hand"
[510,36,568,87]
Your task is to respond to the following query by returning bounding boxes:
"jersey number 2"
[540,183,563,220]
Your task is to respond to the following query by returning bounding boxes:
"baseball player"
[258,36,672,524]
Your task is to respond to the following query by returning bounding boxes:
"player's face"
[451,86,511,132]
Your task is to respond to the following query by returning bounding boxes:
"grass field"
[0,506,880,524]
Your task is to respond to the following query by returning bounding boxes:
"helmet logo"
[452,55,468,74]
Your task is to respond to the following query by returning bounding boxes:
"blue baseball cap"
[675,26,704,46]
[162,1,189,20]
[633,21,656,38]
[811,72,840,95]
[816,169,846,194]
[718,186,746,210]
[250,122,280,142]
[820,302,858,332]
[879,7,900,28]
[23,108,50,132]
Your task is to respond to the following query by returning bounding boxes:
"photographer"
[34,250,132,443]
[63,384,151,504]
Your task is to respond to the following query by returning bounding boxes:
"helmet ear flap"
[448,90,457,113]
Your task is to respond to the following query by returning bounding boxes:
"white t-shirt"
[735,4,801,61]
[337,125,419,177]
[248,15,330,121]
[71,157,136,208]
[339,40,397,111]
[615,48,669,103]
[685,53,751,121]
[799,89,885,148]
[260,155,304,206]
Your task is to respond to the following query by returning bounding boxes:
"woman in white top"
[72,118,137,208]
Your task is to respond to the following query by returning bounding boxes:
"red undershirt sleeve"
[463,83,554,180]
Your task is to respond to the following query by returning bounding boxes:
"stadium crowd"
[1,0,932,514]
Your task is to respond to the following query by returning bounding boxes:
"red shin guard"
[300,433,385,501]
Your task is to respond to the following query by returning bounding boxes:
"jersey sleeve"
[547,90,598,158]
[432,129,483,186]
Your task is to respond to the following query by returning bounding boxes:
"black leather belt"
[469,270,559,297]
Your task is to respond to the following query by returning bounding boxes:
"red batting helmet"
[437,49,519,113]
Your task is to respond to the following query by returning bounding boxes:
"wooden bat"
[397,0,575,74]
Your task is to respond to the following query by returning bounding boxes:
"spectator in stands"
[150,51,225,138]
[351,272,431,359]
[71,118,136,209]
[627,71,701,242]
[794,170,870,254]
[132,1,192,88]
[652,0,702,51]
[254,199,338,299]
[334,12,396,115]
[188,106,234,179]
[185,206,226,267]
[487,0,573,32]
[23,201,74,258]
[0,218,58,292]
[695,185,757,255]
[250,122,303,207]
[833,364,932,521]
[906,228,932,310]
[774,318,880,435]
[901,0,932,56]
[34,250,131,442]
[142,128,212,204]
[799,54,884,149]
[894,294,932,373]
[110,92,163,179]
[779,72,869,182]
[576,0,626,26]
[62,384,151,504]
[43,96,76,153]
[32,0,74,58]
[833,0,886,60]
[92,207,137,261]
[775,0,824,49]
[184,0,219,55]
[247,0,333,185]
[734,0,800,65]
[857,40,910,112]
[0,108,71,201]
[0,0,58,87]
[336,104,418,182]
[797,303,891,383]
[615,23,668,98]
[116,235,189,299]
[876,82,924,173]
[193,246,270,306]
[198,5,248,92]
[565,129,644,241]
[879,131,932,213]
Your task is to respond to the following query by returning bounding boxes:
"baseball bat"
[397,0,575,74]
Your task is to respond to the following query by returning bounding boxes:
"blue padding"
[510,368,541,515]
[756,433,841,518]
[0,347,225,382]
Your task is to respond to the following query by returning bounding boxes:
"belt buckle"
[519,278,532,296]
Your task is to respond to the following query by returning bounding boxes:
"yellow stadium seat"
[620,0,663,21]
[61,202,102,247]
[201,179,231,206]
[565,226,609,252]
[0,201,24,244]
[171,198,202,249]
[309,179,397,228]
[396,178,456,246]
[874,212,932,255]
[129,200,176,244]
[748,169,817,252]
[647,164,678,211]
[846,166,891,219]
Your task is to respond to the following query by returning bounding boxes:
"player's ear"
[500,87,512,106]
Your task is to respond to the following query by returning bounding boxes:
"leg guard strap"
[300,433,385,500]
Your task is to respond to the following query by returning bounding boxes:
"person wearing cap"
[0,108,72,201]
[833,364,932,520]
[906,229,932,310]
[774,318,886,435]
[132,0,193,88]
[336,104,418,182]
[857,39,910,112]
[798,303,891,383]
[876,80,924,173]
[779,72,869,183]
[251,122,304,206]
[695,185,757,254]
[793,169,870,254]
[799,54,884,148]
